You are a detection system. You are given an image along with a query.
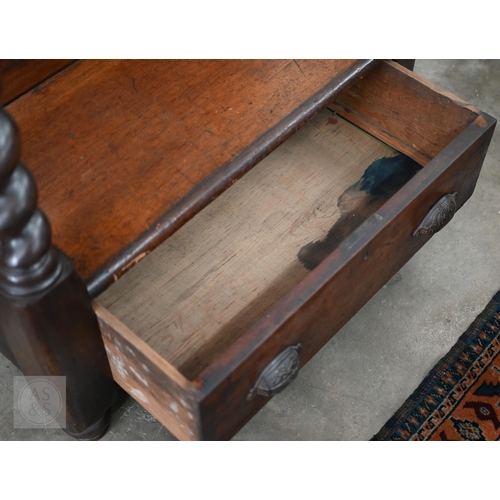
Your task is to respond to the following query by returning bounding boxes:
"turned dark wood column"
[0,108,116,439]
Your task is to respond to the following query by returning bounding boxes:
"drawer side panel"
[329,60,481,165]
[94,304,200,440]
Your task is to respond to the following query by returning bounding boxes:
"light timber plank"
[98,109,414,379]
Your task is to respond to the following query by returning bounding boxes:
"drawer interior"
[93,60,493,440]
[97,61,483,383]
[98,104,426,380]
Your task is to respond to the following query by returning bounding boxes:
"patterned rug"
[372,291,500,441]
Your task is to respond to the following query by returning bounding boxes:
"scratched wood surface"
[5,59,373,296]
[97,108,416,379]
[0,60,73,105]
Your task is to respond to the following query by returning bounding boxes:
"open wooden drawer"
[94,61,496,440]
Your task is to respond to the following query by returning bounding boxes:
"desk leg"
[0,108,116,439]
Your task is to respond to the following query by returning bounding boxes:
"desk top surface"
[6,59,376,296]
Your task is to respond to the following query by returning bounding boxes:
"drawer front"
[196,114,495,440]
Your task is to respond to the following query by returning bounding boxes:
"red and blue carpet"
[372,291,500,441]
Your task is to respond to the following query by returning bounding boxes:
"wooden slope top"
[6,59,376,296]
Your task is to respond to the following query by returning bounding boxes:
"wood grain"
[5,59,376,296]
[328,60,480,165]
[0,256,117,438]
[196,113,496,440]
[0,105,116,439]
[95,303,199,440]
[91,62,496,440]
[0,60,74,105]
[98,109,405,379]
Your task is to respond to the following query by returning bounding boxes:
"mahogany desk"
[0,60,495,439]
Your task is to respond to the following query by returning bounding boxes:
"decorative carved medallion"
[413,192,457,237]
[247,344,302,400]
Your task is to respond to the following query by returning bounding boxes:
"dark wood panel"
[0,60,74,105]
[0,106,116,439]
[5,59,376,296]
[0,323,17,367]
[195,114,496,440]
[0,256,117,438]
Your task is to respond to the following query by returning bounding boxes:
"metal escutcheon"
[413,192,457,237]
[247,344,302,400]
